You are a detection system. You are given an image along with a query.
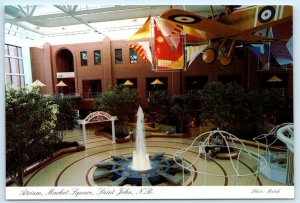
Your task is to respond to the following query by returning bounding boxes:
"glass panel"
[19,59,24,74]
[10,58,19,73]
[9,45,18,57]
[115,49,122,64]
[94,50,101,65]
[129,48,138,64]
[18,47,22,57]
[5,75,12,85]
[5,57,10,73]
[20,75,25,87]
[5,45,8,55]
[80,51,88,66]
[12,75,21,87]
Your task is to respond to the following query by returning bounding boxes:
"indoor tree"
[169,93,201,133]
[261,89,293,125]
[147,91,170,123]
[199,81,264,139]
[95,85,140,135]
[6,87,59,186]
[52,94,78,141]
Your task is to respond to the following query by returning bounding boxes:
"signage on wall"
[57,72,75,78]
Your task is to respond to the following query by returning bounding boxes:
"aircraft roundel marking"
[258,6,275,23]
[168,14,201,24]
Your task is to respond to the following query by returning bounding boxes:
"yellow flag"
[157,54,184,70]
[128,16,151,40]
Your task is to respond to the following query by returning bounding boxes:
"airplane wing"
[234,34,277,43]
[160,9,242,40]
[160,7,292,43]
[223,5,292,34]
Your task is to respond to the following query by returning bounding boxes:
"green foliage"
[169,93,201,132]
[200,82,264,138]
[95,85,140,133]
[52,94,78,141]
[261,89,293,125]
[148,91,170,116]
[148,91,201,132]
[6,87,59,186]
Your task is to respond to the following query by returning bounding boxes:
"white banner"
[6,186,294,200]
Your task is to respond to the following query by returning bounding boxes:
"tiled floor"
[21,127,283,186]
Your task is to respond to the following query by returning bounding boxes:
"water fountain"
[131,106,151,170]
[93,106,188,186]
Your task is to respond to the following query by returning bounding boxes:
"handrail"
[276,124,294,153]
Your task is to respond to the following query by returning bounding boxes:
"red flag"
[156,17,182,49]
[154,20,182,61]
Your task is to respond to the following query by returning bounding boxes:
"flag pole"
[152,17,156,72]
[183,33,187,71]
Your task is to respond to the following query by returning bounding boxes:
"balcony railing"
[47,92,101,100]
[147,90,169,98]
[81,92,102,100]
[262,88,287,96]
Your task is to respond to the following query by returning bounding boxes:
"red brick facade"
[30,37,293,111]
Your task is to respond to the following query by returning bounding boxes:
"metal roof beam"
[53,5,107,37]
[17,5,36,17]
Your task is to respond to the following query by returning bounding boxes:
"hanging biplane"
[160,5,292,66]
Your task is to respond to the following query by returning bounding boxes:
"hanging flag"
[186,45,208,67]
[156,17,182,49]
[128,41,153,65]
[154,20,182,60]
[272,21,292,39]
[157,55,184,70]
[128,16,151,40]
[156,17,208,47]
[286,35,293,57]
[270,41,293,65]
[251,44,265,55]
[261,43,270,65]
[248,45,263,61]
[154,20,184,70]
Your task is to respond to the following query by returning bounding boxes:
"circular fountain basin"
[112,156,171,186]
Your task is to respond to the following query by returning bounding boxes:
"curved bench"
[214,147,240,160]
[201,146,240,160]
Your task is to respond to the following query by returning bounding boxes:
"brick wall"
[30,38,292,110]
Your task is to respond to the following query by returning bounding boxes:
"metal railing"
[44,92,102,100]
[81,92,102,99]
[262,88,287,96]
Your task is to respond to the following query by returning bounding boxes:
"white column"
[111,120,116,144]
[82,124,87,148]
